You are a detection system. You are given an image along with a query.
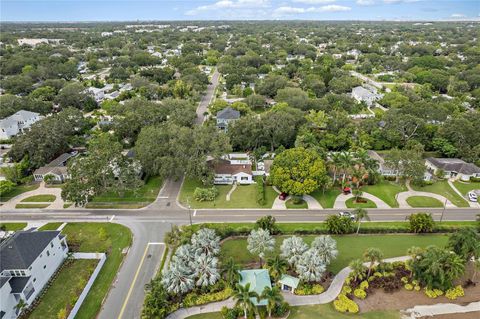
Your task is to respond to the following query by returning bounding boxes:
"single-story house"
[367,150,398,176]
[208,158,254,185]
[425,158,480,182]
[351,86,384,107]
[33,152,77,182]
[0,111,42,140]
[238,269,271,306]
[216,107,240,132]
[0,230,68,319]
[279,274,300,294]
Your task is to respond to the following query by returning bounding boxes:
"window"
[46,251,50,257]
[50,242,54,248]
[33,278,36,282]
[43,265,46,269]
[241,176,248,181]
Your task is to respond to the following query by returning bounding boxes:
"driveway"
[396,191,455,208]
[2,182,65,210]
[334,191,390,209]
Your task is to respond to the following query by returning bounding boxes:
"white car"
[339,211,356,220]
[468,191,478,202]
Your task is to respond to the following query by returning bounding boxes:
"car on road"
[279,192,288,201]
[339,211,356,220]
[468,191,478,202]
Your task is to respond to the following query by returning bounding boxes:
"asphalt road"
[195,68,219,125]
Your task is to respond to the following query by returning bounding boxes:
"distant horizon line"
[1,19,479,24]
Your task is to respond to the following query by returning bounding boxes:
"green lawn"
[61,223,132,319]
[406,196,443,208]
[310,188,341,208]
[453,181,480,195]
[29,259,98,319]
[21,194,56,202]
[179,178,277,209]
[0,183,39,202]
[39,222,63,231]
[186,303,400,319]
[362,181,407,208]
[286,198,308,209]
[220,234,449,274]
[0,223,26,231]
[411,181,468,207]
[15,203,50,209]
[87,176,163,208]
[346,197,377,209]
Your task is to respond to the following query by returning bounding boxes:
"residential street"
[195,68,219,124]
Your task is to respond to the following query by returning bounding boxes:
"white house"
[87,87,105,102]
[33,152,77,182]
[0,230,68,319]
[367,150,398,176]
[208,155,254,185]
[351,86,384,107]
[0,111,42,140]
[425,158,480,182]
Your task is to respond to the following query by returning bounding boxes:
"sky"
[1,0,479,22]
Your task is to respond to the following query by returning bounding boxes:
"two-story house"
[0,230,68,319]
[0,111,42,140]
[216,107,240,132]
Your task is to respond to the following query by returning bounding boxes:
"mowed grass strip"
[38,222,63,231]
[411,180,468,207]
[61,223,132,319]
[21,194,56,202]
[346,197,377,209]
[15,203,50,209]
[406,196,443,208]
[0,223,27,231]
[286,198,308,209]
[28,259,98,319]
[310,188,341,208]
[220,234,449,274]
[362,181,407,208]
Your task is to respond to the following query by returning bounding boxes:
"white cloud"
[450,13,466,18]
[292,0,336,4]
[383,0,422,3]
[273,4,351,16]
[186,0,270,16]
[356,0,375,5]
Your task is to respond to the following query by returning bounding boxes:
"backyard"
[179,178,277,209]
[28,259,98,319]
[220,234,449,273]
[411,180,468,207]
[86,176,163,208]
[60,223,132,319]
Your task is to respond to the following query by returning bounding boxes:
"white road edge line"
[109,215,115,222]
[193,210,197,217]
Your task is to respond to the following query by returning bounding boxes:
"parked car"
[279,192,288,201]
[468,191,478,202]
[343,187,351,194]
[339,211,355,220]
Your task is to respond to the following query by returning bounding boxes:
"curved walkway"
[166,256,410,319]
[303,195,323,209]
[2,182,64,210]
[334,191,390,209]
[396,191,455,208]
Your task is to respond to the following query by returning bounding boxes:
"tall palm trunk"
[356,220,362,234]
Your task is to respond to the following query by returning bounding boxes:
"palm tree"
[447,228,480,281]
[354,208,370,234]
[280,236,308,269]
[329,152,342,183]
[266,255,288,281]
[15,299,27,314]
[338,151,354,184]
[247,228,275,267]
[193,254,220,287]
[363,247,384,277]
[222,257,240,287]
[351,167,366,201]
[311,235,338,265]
[260,286,284,318]
[296,249,326,282]
[349,259,367,281]
[234,283,259,319]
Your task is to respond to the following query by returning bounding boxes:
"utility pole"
[440,198,447,222]
[187,197,192,226]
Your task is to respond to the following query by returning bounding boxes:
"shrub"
[445,285,464,300]
[221,306,241,319]
[333,294,359,313]
[295,283,324,295]
[255,215,278,234]
[401,277,409,284]
[272,301,290,317]
[354,288,367,299]
[326,215,354,234]
[470,177,480,182]
[360,281,369,290]
[193,187,219,201]
[183,288,233,307]
[255,176,266,205]
[408,213,434,233]
[424,288,443,298]
[341,285,352,294]
[404,283,413,291]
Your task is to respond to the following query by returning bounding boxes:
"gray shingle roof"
[426,158,480,175]
[0,231,60,271]
[216,107,240,120]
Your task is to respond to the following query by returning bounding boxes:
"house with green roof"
[238,269,272,306]
[279,274,300,294]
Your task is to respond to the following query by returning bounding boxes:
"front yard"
[346,197,377,209]
[0,222,26,231]
[453,181,480,195]
[86,176,163,208]
[411,180,468,207]
[28,259,98,319]
[0,183,39,202]
[362,181,407,208]
[220,234,448,274]
[21,194,56,202]
[406,196,443,208]
[61,223,132,319]
[310,188,341,208]
[179,178,277,209]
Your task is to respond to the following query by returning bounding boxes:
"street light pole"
[187,197,192,226]
[440,198,447,222]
